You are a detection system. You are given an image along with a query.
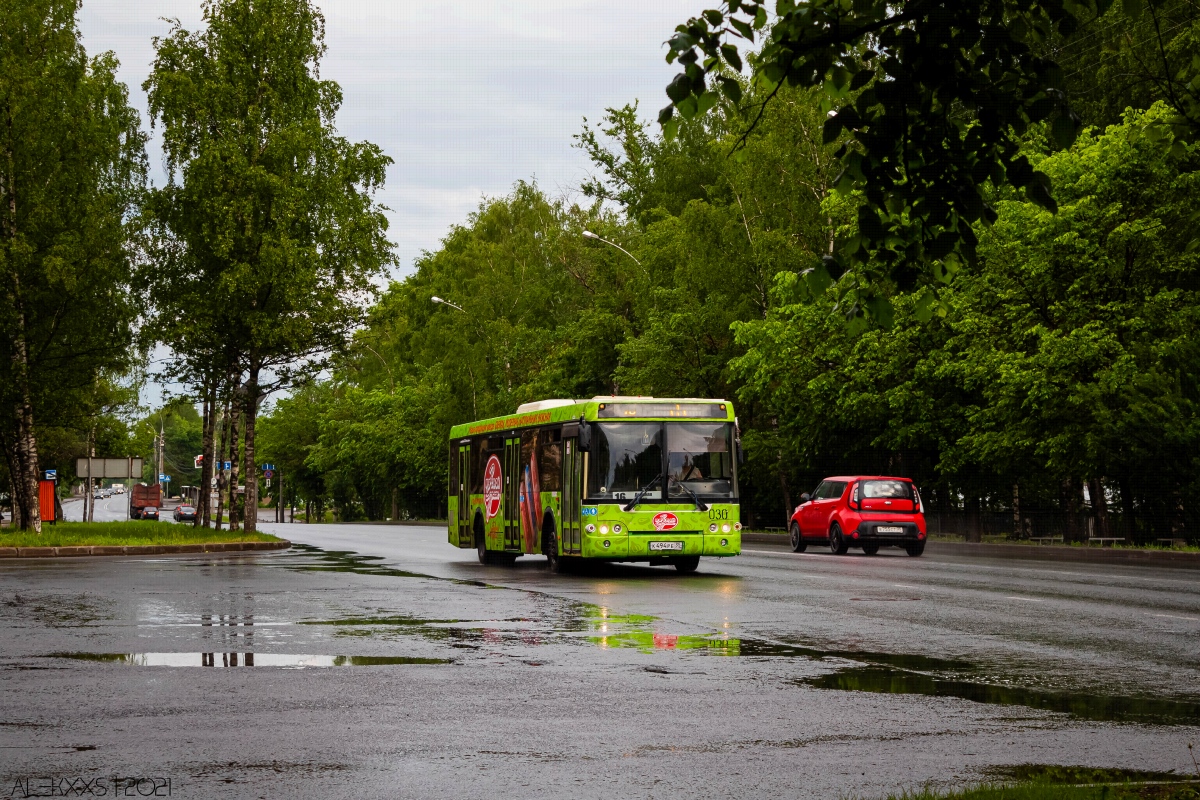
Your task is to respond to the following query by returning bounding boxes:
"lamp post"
[582,230,641,266]
[430,295,479,415]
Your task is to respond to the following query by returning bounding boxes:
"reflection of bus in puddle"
[581,604,740,654]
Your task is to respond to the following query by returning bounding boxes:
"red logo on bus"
[483,455,502,519]
[652,512,679,531]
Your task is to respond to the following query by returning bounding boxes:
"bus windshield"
[587,421,736,501]
[588,423,662,499]
[667,422,735,499]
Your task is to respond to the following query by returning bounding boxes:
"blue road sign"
[44,469,57,479]
[161,475,171,483]
[262,463,275,471]
[222,461,231,470]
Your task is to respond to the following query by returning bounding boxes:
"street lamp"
[582,230,641,266]
[430,295,465,313]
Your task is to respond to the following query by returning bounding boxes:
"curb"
[741,533,1200,569]
[0,540,291,559]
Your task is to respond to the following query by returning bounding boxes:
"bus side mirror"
[577,419,591,452]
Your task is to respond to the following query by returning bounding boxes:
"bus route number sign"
[483,455,502,519]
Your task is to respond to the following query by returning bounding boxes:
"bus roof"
[448,397,735,439]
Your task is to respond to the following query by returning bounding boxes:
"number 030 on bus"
[447,397,743,573]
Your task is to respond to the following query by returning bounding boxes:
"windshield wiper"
[622,474,662,512]
[670,476,709,512]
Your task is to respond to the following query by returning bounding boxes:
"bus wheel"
[544,529,565,573]
[672,556,700,573]
[475,518,495,565]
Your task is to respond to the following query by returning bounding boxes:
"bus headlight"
[722,524,731,533]
[720,538,728,547]
[603,540,611,548]
[599,525,609,535]
[709,523,718,532]
[733,522,742,531]
[586,524,596,533]
[612,524,622,534]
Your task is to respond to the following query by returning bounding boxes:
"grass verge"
[880,766,1200,800]
[0,521,282,548]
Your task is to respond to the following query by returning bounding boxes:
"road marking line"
[893,584,918,589]
[1151,613,1200,622]
[1004,596,1044,602]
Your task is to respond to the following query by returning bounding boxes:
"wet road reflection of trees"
[201,612,254,667]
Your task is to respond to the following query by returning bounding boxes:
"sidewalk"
[742,532,1200,570]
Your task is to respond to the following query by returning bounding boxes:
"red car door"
[813,481,847,537]
[799,482,827,538]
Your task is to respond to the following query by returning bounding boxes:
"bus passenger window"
[539,441,562,492]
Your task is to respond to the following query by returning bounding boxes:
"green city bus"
[447,397,743,572]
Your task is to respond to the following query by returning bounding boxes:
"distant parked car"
[140,506,160,520]
[789,476,927,556]
[173,505,196,522]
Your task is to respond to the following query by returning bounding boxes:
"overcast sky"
[77,1,709,408]
[79,0,707,277]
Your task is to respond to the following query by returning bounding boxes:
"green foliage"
[0,0,147,528]
[732,104,1199,537]
[128,399,204,487]
[661,0,1200,321]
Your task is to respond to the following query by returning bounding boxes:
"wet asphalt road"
[1,524,1197,799]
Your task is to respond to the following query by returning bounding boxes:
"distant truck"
[129,483,162,520]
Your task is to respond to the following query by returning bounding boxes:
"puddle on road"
[82,542,1199,727]
[279,544,430,579]
[47,652,450,668]
[802,666,1200,726]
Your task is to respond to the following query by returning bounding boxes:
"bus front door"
[561,438,582,554]
[504,436,521,551]
[456,444,470,547]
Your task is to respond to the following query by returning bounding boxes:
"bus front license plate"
[877,526,904,534]
[649,541,684,552]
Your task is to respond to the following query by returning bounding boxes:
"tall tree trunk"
[11,319,41,533]
[214,397,229,531]
[1062,478,1082,542]
[242,363,260,534]
[1088,477,1110,538]
[86,425,95,522]
[197,384,216,528]
[964,494,982,543]
[228,396,242,532]
[1012,483,1021,539]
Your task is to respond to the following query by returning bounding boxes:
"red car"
[789,476,926,556]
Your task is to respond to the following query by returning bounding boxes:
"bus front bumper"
[581,531,740,559]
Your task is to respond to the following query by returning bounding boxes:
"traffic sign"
[222,461,231,470]
[159,473,167,481]
[263,469,274,480]
[194,454,203,468]
[161,475,171,483]
[44,469,57,480]
[262,463,275,471]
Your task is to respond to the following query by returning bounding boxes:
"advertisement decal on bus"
[483,455,502,519]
